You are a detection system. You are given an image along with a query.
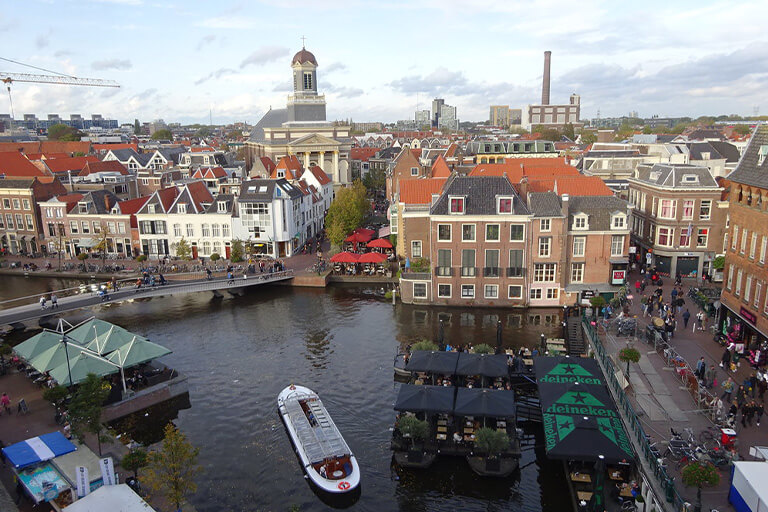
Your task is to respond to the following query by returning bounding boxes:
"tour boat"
[393,353,411,379]
[278,385,361,494]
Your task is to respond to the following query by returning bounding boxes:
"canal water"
[1,275,571,511]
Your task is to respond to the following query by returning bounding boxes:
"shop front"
[718,302,768,365]
[676,256,699,277]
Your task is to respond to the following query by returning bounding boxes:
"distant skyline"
[3,0,768,125]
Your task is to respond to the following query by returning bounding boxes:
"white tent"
[730,461,768,512]
[63,484,155,512]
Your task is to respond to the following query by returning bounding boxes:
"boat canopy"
[394,384,455,414]
[455,353,510,378]
[404,351,459,374]
[454,388,516,418]
[282,391,351,464]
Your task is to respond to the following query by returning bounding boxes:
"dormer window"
[682,174,699,184]
[497,197,513,214]
[78,202,88,214]
[177,203,187,214]
[649,171,660,181]
[218,201,227,213]
[148,204,156,214]
[611,213,626,229]
[410,167,419,176]
[277,170,285,178]
[573,213,588,230]
[449,196,465,214]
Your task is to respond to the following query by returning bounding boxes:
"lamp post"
[57,223,64,271]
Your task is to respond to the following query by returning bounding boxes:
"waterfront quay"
[586,268,762,512]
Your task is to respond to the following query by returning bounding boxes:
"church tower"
[287,45,327,122]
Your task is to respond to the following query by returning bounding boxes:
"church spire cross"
[301,35,306,49]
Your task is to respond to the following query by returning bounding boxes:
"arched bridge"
[0,270,294,327]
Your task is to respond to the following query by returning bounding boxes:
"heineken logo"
[540,363,604,385]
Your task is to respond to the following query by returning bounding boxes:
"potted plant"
[473,344,494,355]
[411,340,438,352]
[618,347,641,377]
[681,460,720,512]
[475,427,509,471]
[397,416,428,455]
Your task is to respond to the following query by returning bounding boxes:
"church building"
[245,45,352,187]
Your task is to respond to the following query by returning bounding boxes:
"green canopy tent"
[28,343,88,373]
[106,338,171,368]
[67,319,148,355]
[13,330,66,361]
[50,352,119,387]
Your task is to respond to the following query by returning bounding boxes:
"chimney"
[561,193,569,217]
[542,51,552,105]
[519,175,529,200]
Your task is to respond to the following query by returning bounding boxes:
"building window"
[736,269,743,296]
[573,214,587,230]
[741,229,748,254]
[530,288,542,300]
[611,214,625,229]
[484,249,500,277]
[485,224,500,241]
[498,198,512,213]
[611,235,625,256]
[22,199,30,210]
[484,284,499,299]
[572,236,585,257]
[539,237,551,257]
[508,285,523,299]
[450,197,465,214]
[761,236,767,265]
[697,228,709,248]
[437,224,451,241]
[437,249,451,276]
[411,240,422,258]
[2,199,9,209]
[540,218,551,232]
[303,71,313,90]
[24,215,33,230]
[461,249,476,276]
[659,199,677,220]
[571,263,584,283]
[751,233,758,259]
[699,200,711,220]
[682,200,694,220]
[177,204,187,214]
[732,226,739,251]
[69,220,77,233]
[438,284,451,298]
[410,167,419,176]
[508,249,524,277]
[462,224,475,241]
[202,224,211,237]
[546,288,559,299]
[727,265,734,290]
[186,224,194,237]
[534,263,557,282]
[12,199,19,209]
[510,224,524,241]
[680,227,691,247]
[745,275,753,303]
[461,284,475,298]
[755,281,762,309]
[81,221,90,234]
[173,224,181,237]
[223,224,230,237]
[413,282,427,299]
[657,227,673,247]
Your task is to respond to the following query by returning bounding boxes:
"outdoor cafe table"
[608,469,624,481]
[570,472,592,483]
[577,491,593,501]
[619,485,634,498]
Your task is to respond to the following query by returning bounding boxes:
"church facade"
[245,46,352,186]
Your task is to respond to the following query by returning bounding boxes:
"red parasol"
[367,238,393,249]
[344,232,372,243]
[358,252,388,263]
[354,228,376,237]
[330,251,360,263]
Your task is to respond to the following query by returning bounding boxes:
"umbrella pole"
[120,366,127,394]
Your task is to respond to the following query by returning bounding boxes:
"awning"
[63,484,156,512]
[367,238,393,249]
[14,330,65,361]
[50,352,120,386]
[454,388,516,418]
[378,226,391,238]
[78,238,97,248]
[330,251,360,263]
[404,350,459,374]
[2,432,77,469]
[358,251,388,263]
[455,353,510,378]
[394,384,455,414]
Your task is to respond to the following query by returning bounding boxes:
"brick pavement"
[597,269,767,511]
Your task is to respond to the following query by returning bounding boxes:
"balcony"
[460,266,477,277]
[435,266,453,277]
[483,267,500,278]
[506,267,525,278]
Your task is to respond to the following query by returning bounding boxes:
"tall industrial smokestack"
[542,50,551,105]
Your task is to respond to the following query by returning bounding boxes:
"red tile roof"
[116,196,150,215]
[307,165,331,185]
[184,180,214,209]
[260,157,276,173]
[191,146,213,152]
[524,176,613,196]
[191,166,227,179]
[273,155,304,180]
[79,160,130,176]
[0,151,49,177]
[51,193,84,212]
[93,143,138,153]
[445,143,458,157]
[399,178,448,205]
[0,141,92,155]
[350,147,379,162]
[468,158,579,182]
[156,187,180,211]
[25,152,69,161]
[44,156,99,174]
[430,155,452,178]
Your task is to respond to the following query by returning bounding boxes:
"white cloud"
[240,46,290,68]
[91,59,132,71]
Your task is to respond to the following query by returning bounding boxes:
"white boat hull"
[278,385,361,494]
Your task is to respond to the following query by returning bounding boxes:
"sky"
[3,0,768,126]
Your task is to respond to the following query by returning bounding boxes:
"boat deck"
[284,392,350,464]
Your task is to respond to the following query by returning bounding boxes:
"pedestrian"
[705,365,716,389]
[757,402,764,427]
[722,347,732,369]
[737,385,748,408]
[112,277,119,291]
[635,279,642,294]
[206,267,212,281]
[696,357,706,380]
[227,272,234,285]
[759,378,767,400]
[39,295,47,310]
[1,392,10,415]
[50,293,58,309]
[750,373,758,398]
[722,377,735,402]
[682,309,691,328]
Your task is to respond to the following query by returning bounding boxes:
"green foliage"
[209,252,220,262]
[590,296,607,309]
[712,255,725,270]
[362,168,386,192]
[619,347,641,364]
[671,123,688,134]
[532,125,561,141]
[172,238,192,260]
[76,252,89,261]
[325,180,370,246]
[42,385,69,406]
[397,416,429,442]
[412,340,438,351]
[475,427,509,456]
[0,343,12,357]
[73,151,86,157]
[389,234,397,248]
[226,129,241,139]
[134,119,141,135]
[68,373,111,455]
[144,423,201,511]
[642,125,653,134]
[734,125,752,135]
[384,290,393,300]
[409,258,430,272]
[681,461,720,488]
[230,239,244,262]
[136,254,147,262]
[562,123,575,141]
[195,126,212,138]
[121,449,148,479]
[473,344,494,355]
[150,129,173,141]
[580,130,597,145]
[47,123,82,141]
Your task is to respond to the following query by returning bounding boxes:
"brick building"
[720,125,768,348]
[628,163,728,278]
[0,177,66,255]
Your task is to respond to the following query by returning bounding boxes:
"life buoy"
[337,481,351,491]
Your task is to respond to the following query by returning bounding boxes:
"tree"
[134,119,141,135]
[209,252,220,262]
[563,123,575,141]
[92,223,113,271]
[681,460,720,512]
[397,416,428,448]
[473,344,494,355]
[411,340,438,351]
[618,347,641,377]
[734,125,752,136]
[150,129,173,141]
[121,448,148,479]
[76,252,89,261]
[143,423,201,512]
[580,130,597,145]
[642,125,653,134]
[230,239,244,262]
[532,125,560,141]
[475,427,510,458]
[68,373,111,455]
[171,238,192,260]
[48,123,82,141]
[325,180,369,247]
[362,168,386,194]
[42,385,69,408]
[226,129,241,139]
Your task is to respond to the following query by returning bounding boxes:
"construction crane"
[0,57,120,120]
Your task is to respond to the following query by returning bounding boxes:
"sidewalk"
[596,270,756,511]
